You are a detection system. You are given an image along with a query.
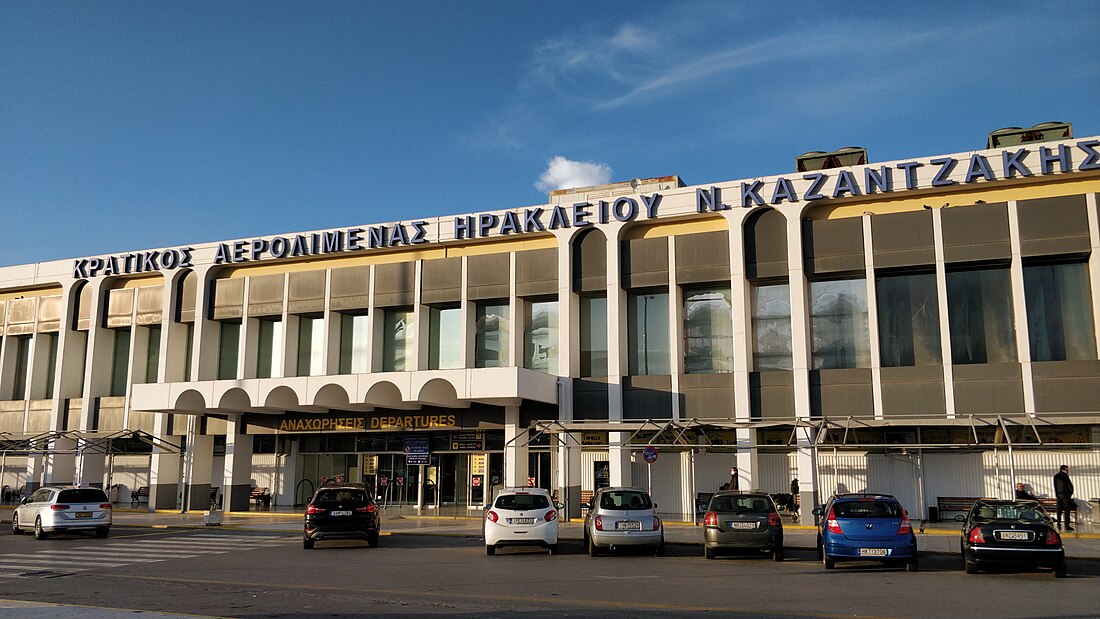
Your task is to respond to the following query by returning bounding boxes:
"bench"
[131,486,150,506]
[1036,497,1077,524]
[696,492,715,515]
[251,486,272,509]
[936,496,980,520]
[580,490,594,517]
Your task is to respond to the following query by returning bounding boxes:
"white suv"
[484,487,559,555]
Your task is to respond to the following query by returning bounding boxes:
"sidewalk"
[5,504,1099,559]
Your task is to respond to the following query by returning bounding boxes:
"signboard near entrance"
[451,431,484,450]
[404,435,430,465]
[470,453,487,476]
[364,455,378,475]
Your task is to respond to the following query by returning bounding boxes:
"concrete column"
[40,436,77,489]
[37,281,86,490]
[503,405,529,487]
[605,222,631,487]
[192,265,222,381]
[555,229,582,518]
[930,208,956,418]
[795,425,818,525]
[1007,200,1037,414]
[222,418,255,512]
[75,278,109,487]
[1086,193,1100,347]
[724,210,757,488]
[182,419,215,512]
[863,213,884,420]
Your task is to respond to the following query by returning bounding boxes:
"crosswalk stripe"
[0,559,105,569]
[31,551,167,562]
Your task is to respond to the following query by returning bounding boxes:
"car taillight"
[826,508,843,534]
[545,510,557,522]
[898,513,912,535]
[1046,529,1061,545]
[355,504,377,513]
[594,515,604,531]
[486,510,498,523]
[704,511,718,526]
[968,528,985,544]
[652,515,661,531]
[767,512,782,527]
[306,505,326,515]
[51,504,70,511]
[99,503,113,510]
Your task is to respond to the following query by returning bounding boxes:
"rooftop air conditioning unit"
[795,146,867,172]
[986,121,1072,149]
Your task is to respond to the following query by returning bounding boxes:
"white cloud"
[536,156,612,192]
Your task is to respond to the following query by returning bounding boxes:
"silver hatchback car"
[582,486,663,556]
[12,486,112,539]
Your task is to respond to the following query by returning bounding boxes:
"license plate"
[729,521,756,530]
[616,521,641,530]
[330,510,352,516]
[75,512,92,519]
[859,548,888,557]
[998,531,1030,541]
[509,518,535,525]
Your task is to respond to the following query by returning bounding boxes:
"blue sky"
[2,1,1098,267]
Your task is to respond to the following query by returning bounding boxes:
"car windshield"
[600,490,652,510]
[974,504,1049,522]
[495,494,550,510]
[314,489,367,504]
[710,496,772,513]
[833,500,901,519]
[57,489,108,503]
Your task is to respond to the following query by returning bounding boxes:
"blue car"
[813,493,918,571]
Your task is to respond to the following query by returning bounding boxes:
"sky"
[2,1,1098,267]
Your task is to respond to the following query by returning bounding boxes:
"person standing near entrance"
[728,467,739,491]
[1052,464,1074,531]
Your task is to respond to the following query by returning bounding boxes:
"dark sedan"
[303,484,381,549]
[957,499,1066,577]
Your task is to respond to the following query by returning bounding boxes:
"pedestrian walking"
[1052,464,1074,531]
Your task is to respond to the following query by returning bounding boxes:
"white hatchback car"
[484,487,559,555]
[12,486,112,540]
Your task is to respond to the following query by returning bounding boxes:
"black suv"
[303,484,381,549]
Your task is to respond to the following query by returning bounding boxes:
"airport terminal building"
[2,127,1099,523]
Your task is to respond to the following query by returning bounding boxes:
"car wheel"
[587,536,601,557]
[964,560,977,574]
[704,546,715,560]
[303,538,314,549]
[548,543,559,555]
[773,548,784,562]
[823,554,834,569]
[95,527,110,539]
[1054,564,1067,579]
[485,544,496,556]
[653,540,664,557]
[11,513,21,535]
[816,537,823,560]
[906,559,918,572]
[367,533,379,548]
[34,517,48,540]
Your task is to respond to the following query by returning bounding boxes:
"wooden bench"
[1036,497,1077,524]
[131,486,150,506]
[696,492,715,514]
[250,486,272,508]
[936,496,980,520]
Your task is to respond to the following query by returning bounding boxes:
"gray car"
[582,486,663,556]
[703,491,783,561]
[12,486,112,539]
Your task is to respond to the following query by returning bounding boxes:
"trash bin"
[927,506,939,523]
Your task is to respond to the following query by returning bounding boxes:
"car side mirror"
[654,503,659,509]
[954,514,965,522]
[580,502,590,510]
[554,502,565,511]
[20,496,28,505]
[811,507,822,516]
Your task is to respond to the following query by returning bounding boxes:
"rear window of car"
[57,489,108,503]
[833,500,902,519]
[314,489,367,504]
[974,504,1049,522]
[600,490,652,510]
[710,495,773,513]
[495,494,550,510]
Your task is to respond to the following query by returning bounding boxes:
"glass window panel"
[683,287,733,374]
[256,318,283,378]
[810,279,871,369]
[524,300,558,373]
[475,303,510,368]
[429,307,462,370]
[297,316,324,377]
[382,309,415,372]
[947,268,1017,364]
[11,335,31,400]
[110,328,131,396]
[339,313,370,374]
[1024,262,1096,361]
[144,325,161,383]
[217,322,240,380]
[43,333,59,399]
[580,296,607,377]
[752,284,792,371]
[876,273,941,367]
[628,292,670,375]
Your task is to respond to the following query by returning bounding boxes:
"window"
[946,268,1016,364]
[876,272,941,367]
[144,325,161,384]
[339,313,369,374]
[217,321,240,380]
[296,315,324,377]
[683,287,733,373]
[1024,262,1096,361]
[181,323,193,381]
[11,335,31,400]
[429,306,462,370]
[382,309,414,371]
[475,303,510,368]
[751,284,792,371]
[256,318,283,378]
[580,296,607,376]
[809,279,871,369]
[628,291,670,375]
[109,328,131,396]
[42,332,58,399]
[524,300,558,373]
